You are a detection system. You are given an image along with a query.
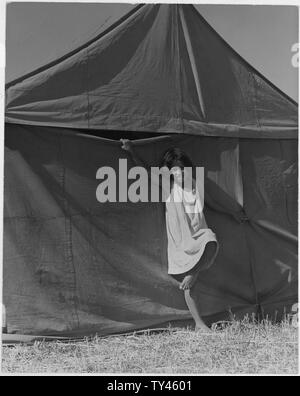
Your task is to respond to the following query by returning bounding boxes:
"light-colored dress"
[166,182,218,275]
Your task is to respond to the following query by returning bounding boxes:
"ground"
[1,319,298,374]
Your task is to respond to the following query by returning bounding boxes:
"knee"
[205,241,218,260]
[206,240,217,253]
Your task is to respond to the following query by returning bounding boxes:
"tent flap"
[3,124,297,336]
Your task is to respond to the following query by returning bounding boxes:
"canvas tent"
[3,4,298,340]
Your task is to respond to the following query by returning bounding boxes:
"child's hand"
[179,274,197,290]
[120,139,133,152]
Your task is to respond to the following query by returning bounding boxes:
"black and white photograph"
[0,0,298,376]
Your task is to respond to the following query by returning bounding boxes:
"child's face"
[171,166,193,185]
[171,166,183,184]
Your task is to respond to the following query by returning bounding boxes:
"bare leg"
[184,289,211,332]
[180,241,218,332]
[179,241,218,291]
[196,241,218,271]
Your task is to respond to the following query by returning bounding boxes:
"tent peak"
[5,3,298,136]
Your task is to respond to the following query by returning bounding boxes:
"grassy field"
[2,319,298,374]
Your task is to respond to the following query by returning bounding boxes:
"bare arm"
[120,139,150,170]
[120,139,170,196]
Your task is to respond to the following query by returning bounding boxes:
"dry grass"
[2,318,298,374]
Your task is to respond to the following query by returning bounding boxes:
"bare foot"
[195,324,212,334]
[195,325,226,337]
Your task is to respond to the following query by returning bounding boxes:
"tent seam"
[176,5,184,134]
[189,4,298,107]
[252,74,262,129]
[239,141,261,314]
[179,6,206,121]
[59,132,80,329]
[5,119,297,139]
[86,49,90,130]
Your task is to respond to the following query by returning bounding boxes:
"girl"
[120,140,219,332]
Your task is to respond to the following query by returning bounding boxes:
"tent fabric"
[5,4,297,138]
[3,124,297,336]
[3,4,298,337]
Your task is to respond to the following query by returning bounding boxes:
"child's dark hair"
[160,147,194,170]
[160,148,195,187]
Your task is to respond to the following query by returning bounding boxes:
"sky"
[5,2,299,102]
